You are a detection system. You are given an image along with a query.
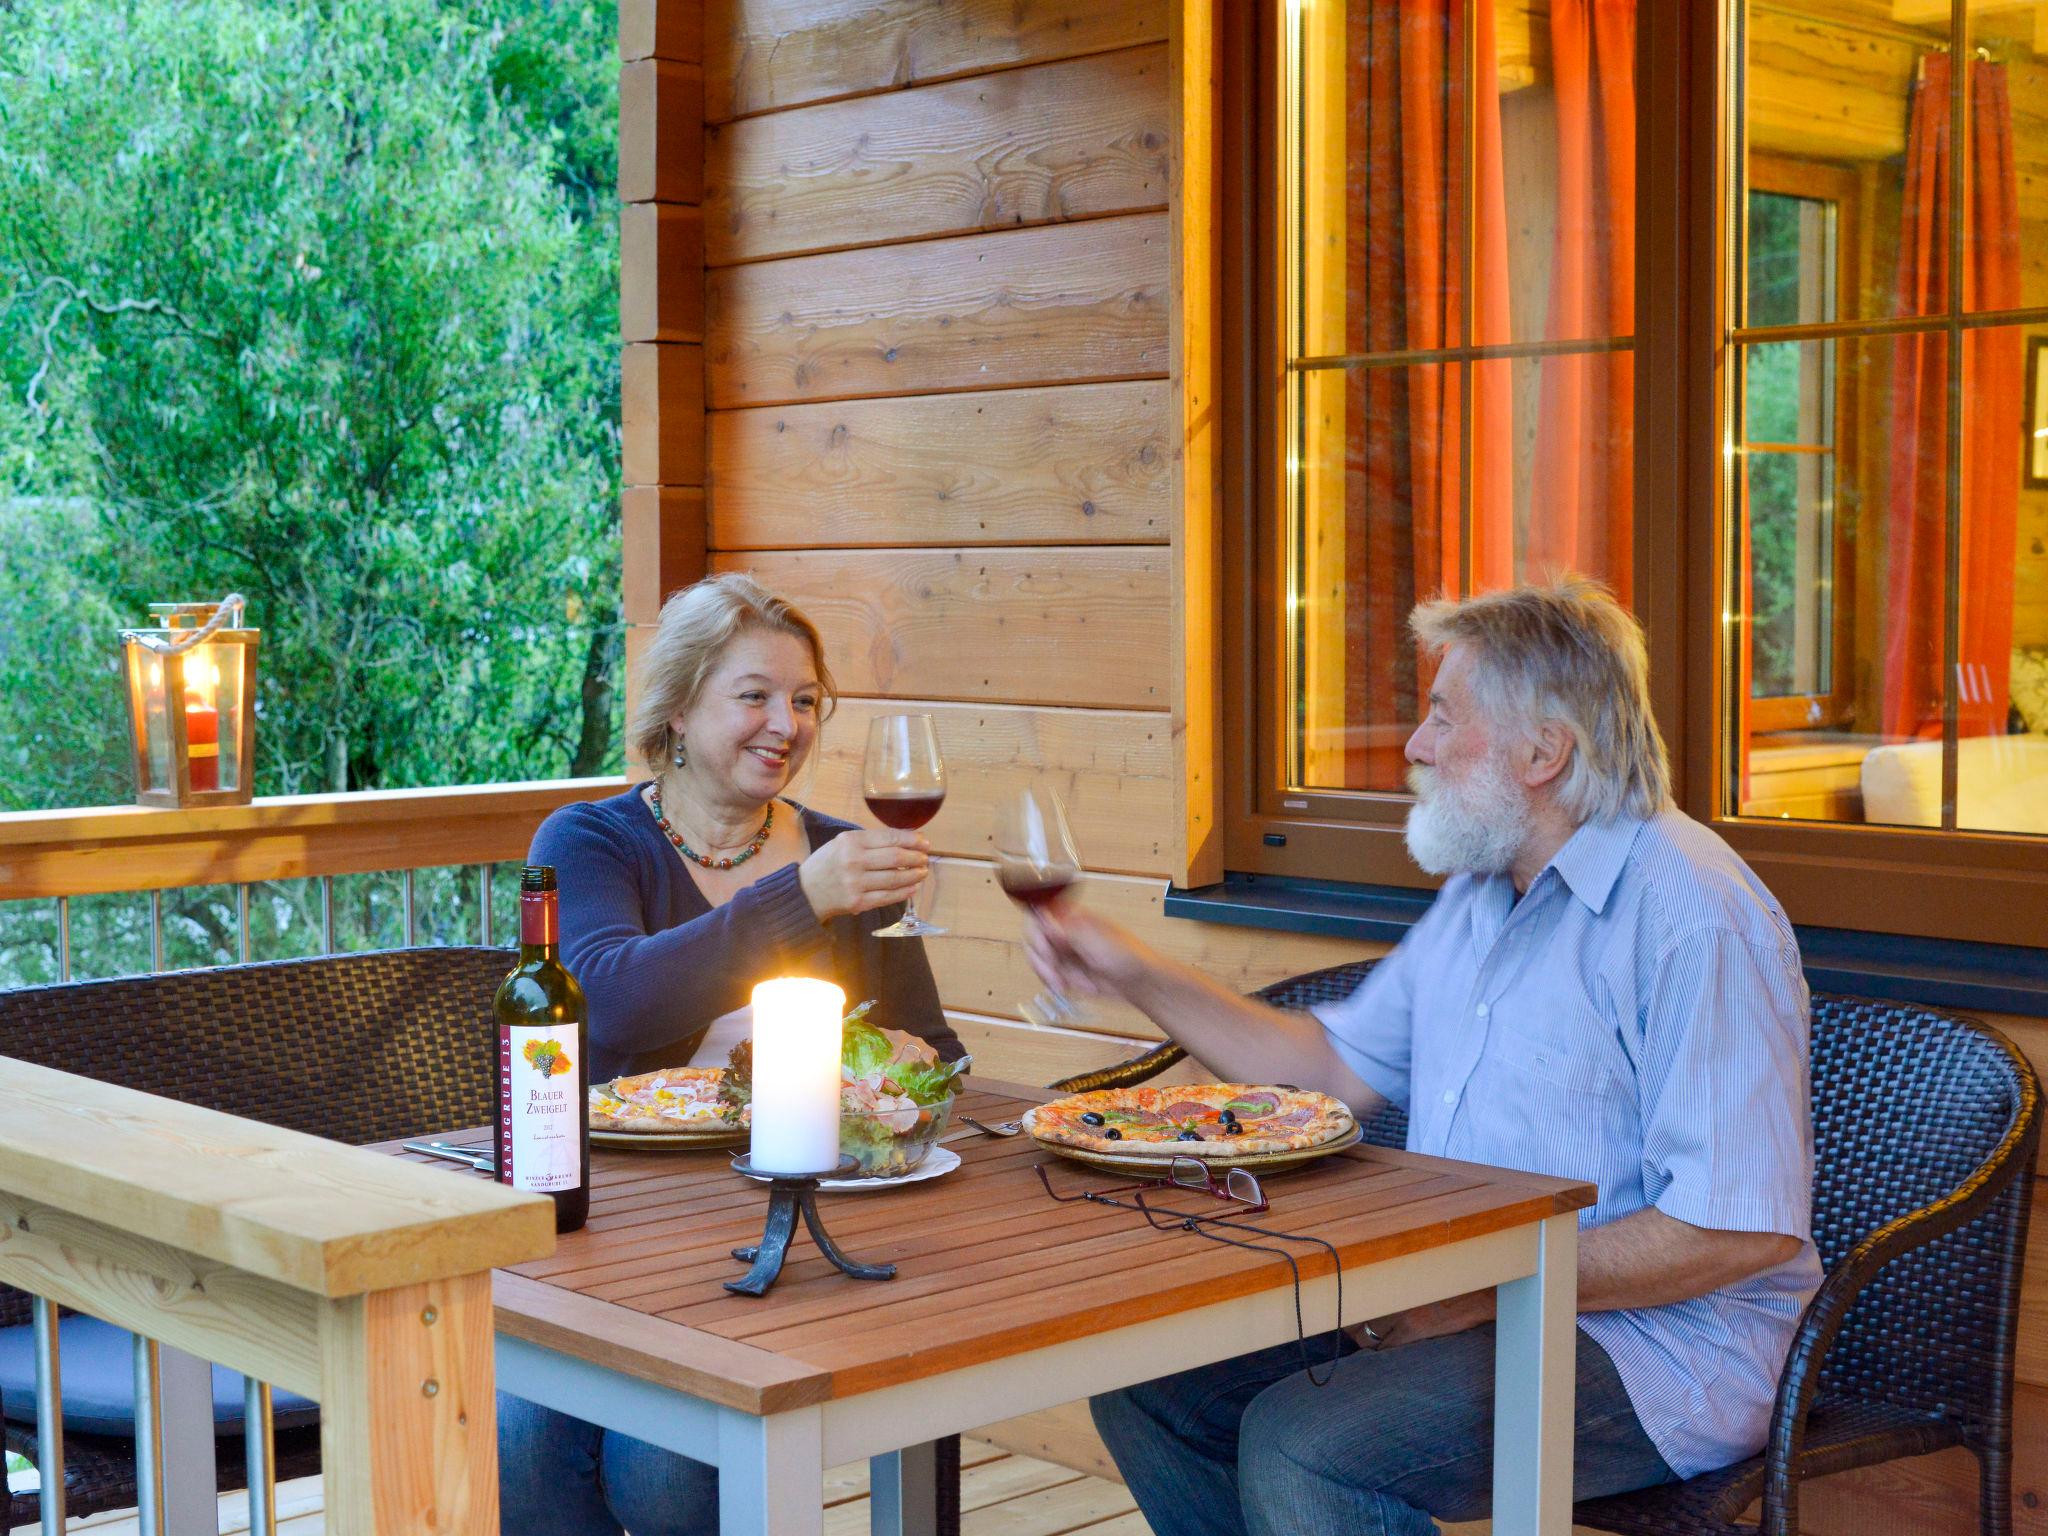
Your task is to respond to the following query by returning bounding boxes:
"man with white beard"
[1023,579,1819,1536]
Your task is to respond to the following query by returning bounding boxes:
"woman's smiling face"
[670,629,824,805]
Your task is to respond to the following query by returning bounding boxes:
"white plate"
[818,1145,960,1192]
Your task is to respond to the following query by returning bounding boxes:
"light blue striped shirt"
[1312,809,1823,1477]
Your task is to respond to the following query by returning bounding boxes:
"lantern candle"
[184,654,220,793]
[748,978,844,1175]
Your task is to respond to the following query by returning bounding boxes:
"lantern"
[120,596,260,808]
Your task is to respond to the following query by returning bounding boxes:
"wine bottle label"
[501,1023,580,1192]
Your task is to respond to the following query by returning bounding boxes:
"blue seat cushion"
[0,1315,320,1438]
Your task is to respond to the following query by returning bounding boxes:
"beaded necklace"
[647,779,774,870]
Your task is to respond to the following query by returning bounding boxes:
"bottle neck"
[518,887,560,958]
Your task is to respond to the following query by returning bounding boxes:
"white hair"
[1409,577,1671,824]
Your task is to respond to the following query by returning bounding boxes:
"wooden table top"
[397,1081,1593,1417]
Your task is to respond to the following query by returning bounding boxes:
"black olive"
[1104,1127,1122,1140]
[1178,1129,1201,1141]
[1081,1112,1106,1126]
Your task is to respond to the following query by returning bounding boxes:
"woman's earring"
[672,734,687,769]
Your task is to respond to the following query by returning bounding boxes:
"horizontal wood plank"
[704,0,1168,122]
[619,59,705,205]
[708,381,1171,548]
[622,486,708,625]
[921,858,1380,1039]
[0,1060,553,1297]
[704,45,1170,264]
[620,0,702,63]
[710,547,1172,708]
[704,214,1170,408]
[620,203,705,343]
[622,342,707,487]
[806,699,1176,875]
[0,778,619,899]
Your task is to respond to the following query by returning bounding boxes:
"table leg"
[1491,1212,1577,1536]
[717,1403,825,1536]
[868,1442,939,1536]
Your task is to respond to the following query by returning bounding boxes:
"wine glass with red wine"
[995,784,1085,1025]
[863,713,947,937]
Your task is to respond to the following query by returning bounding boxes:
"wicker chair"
[0,946,510,1528]
[1051,961,2040,1536]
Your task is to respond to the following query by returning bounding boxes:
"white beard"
[1404,753,1532,877]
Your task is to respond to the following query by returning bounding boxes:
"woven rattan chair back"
[0,946,507,1331]
[1804,997,2035,1428]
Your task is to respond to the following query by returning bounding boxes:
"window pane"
[1295,0,1635,356]
[1746,192,1835,329]
[1744,340,1834,448]
[1293,364,1456,792]
[1506,352,1633,593]
[1967,6,2043,313]
[1958,323,2047,835]
[1742,4,1945,322]
[1733,333,1947,827]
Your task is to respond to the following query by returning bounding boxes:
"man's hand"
[1361,1289,1497,1350]
[1023,906,1157,1002]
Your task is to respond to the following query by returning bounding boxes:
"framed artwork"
[2028,335,2048,490]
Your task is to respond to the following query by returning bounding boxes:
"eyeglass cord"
[1143,1203,1345,1387]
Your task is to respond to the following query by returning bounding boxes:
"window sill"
[1167,872,2048,1019]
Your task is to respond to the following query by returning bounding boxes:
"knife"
[401,1140,495,1173]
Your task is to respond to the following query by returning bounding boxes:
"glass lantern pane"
[137,646,172,794]
[212,641,245,793]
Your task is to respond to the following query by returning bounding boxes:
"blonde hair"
[1409,577,1671,824]
[627,574,838,773]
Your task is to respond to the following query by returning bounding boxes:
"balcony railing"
[0,778,623,983]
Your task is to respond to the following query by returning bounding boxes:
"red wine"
[867,792,945,830]
[999,871,1073,909]
[494,865,590,1233]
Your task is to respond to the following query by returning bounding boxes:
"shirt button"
[1442,1089,1457,1105]
[1476,1003,1491,1018]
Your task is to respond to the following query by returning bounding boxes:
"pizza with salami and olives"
[1023,1084,1355,1158]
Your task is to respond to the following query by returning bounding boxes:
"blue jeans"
[1091,1324,1675,1536]
[497,1393,718,1536]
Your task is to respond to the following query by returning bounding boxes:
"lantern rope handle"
[119,595,247,654]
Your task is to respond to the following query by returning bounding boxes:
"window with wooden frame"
[1221,1,2048,948]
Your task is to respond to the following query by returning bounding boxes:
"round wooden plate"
[1034,1119,1364,1177]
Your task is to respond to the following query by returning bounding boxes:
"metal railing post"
[244,1379,276,1536]
[32,1296,65,1536]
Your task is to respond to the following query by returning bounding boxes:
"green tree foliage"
[0,0,622,807]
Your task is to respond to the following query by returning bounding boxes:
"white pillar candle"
[748,978,845,1175]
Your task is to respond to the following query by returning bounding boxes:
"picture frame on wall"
[2028,335,2048,490]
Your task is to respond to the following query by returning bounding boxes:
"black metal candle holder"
[725,1154,898,1297]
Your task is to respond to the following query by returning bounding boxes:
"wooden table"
[406,1082,1594,1536]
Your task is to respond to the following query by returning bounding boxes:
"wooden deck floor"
[27,1440,1151,1536]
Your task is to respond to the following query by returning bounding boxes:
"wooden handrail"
[0,777,626,899]
[0,1059,551,1533]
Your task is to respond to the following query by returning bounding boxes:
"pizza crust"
[1024,1083,1355,1158]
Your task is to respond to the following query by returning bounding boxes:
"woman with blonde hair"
[499,572,958,1536]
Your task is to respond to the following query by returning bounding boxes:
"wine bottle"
[495,864,590,1233]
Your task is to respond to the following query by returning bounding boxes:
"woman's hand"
[1022,906,1157,1003]
[799,830,929,922]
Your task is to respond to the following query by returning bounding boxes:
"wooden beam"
[708,381,1172,549]
[622,342,707,487]
[703,45,1171,265]
[807,699,1178,877]
[620,59,705,205]
[704,213,1172,408]
[1169,0,1223,888]
[319,1275,499,1536]
[709,547,1173,709]
[621,203,705,343]
[622,486,708,625]
[703,0,1169,122]
[0,1060,553,1297]
[620,0,703,63]
[0,779,617,899]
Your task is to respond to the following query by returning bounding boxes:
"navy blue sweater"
[529,788,960,1081]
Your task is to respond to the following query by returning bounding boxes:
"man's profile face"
[1402,645,1532,877]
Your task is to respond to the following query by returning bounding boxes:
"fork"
[401,1140,495,1172]
[956,1114,1022,1138]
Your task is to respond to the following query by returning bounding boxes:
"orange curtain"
[1342,0,1513,789]
[1881,55,2023,741]
[1528,0,1635,602]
